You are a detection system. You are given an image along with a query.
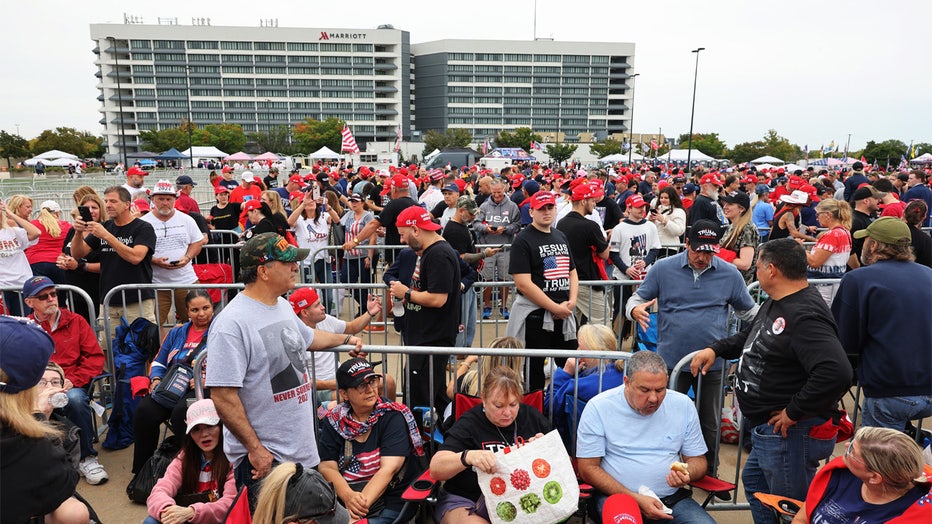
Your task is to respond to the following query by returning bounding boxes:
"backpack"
[126,435,181,503]
[102,317,160,450]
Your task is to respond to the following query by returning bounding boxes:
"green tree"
[422,128,473,156]
[760,129,802,162]
[249,125,295,155]
[293,117,344,154]
[31,127,99,157]
[140,123,196,151]
[728,140,766,164]
[588,138,623,158]
[861,139,908,166]
[496,127,542,150]
[545,143,578,164]
[0,131,31,169]
[913,142,932,157]
[200,123,247,153]
[677,132,727,157]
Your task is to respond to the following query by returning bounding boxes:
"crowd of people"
[1,156,931,523]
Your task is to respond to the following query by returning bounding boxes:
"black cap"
[687,220,722,253]
[720,191,750,210]
[852,161,864,171]
[336,358,382,389]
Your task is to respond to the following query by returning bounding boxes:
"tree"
[545,143,577,164]
[677,132,727,157]
[496,127,543,150]
[588,138,623,159]
[200,123,247,154]
[293,117,344,154]
[0,131,31,169]
[728,140,766,164]
[249,125,295,155]
[31,127,100,158]
[760,129,801,162]
[913,142,932,157]
[861,139,907,166]
[422,128,473,156]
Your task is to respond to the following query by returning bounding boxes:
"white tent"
[309,146,341,159]
[754,163,777,170]
[23,157,47,166]
[662,149,716,162]
[910,153,932,165]
[47,158,80,167]
[35,149,79,160]
[782,163,804,172]
[181,146,228,159]
[599,152,645,163]
[750,155,785,165]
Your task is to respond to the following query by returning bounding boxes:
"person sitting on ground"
[253,462,351,524]
[790,426,931,524]
[430,366,551,524]
[145,399,236,524]
[318,359,423,523]
[133,290,214,474]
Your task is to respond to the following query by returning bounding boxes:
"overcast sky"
[4,0,929,151]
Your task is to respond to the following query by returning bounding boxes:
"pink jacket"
[147,451,237,524]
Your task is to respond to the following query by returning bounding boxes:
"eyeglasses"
[38,379,63,387]
[354,378,379,393]
[32,291,58,301]
[845,440,868,469]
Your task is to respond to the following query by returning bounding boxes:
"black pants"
[406,353,450,418]
[523,310,577,391]
[132,389,196,473]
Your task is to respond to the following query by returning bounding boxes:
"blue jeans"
[143,517,160,524]
[743,418,836,524]
[62,387,97,460]
[595,492,715,524]
[456,288,477,347]
[862,395,932,431]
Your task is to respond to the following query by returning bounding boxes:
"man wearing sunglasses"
[23,275,108,485]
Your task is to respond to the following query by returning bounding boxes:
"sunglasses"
[845,440,868,469]
[31,290,58,301]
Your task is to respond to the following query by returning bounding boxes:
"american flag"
[543,255,570,280]
[531,140,543,151]
[394,125,402,153]
[650,139,659,150]
[341,125,360,154]
[341,449,381,481]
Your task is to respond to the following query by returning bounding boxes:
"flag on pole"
[860,155,867,164]
[622,140,630,151]
[341,125,360,154]
[530,141,543,151]
[393,125,402,153]
[650,139,659,151]
[907,143,916,159]
[899,155,907,169]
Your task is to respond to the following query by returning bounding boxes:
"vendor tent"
[662,149,715,163]
[181,146,228,159]
[808,157,857,167]
[23,157,48,166]
[782,163,804,172]
[35,149,79,160]
[253,152,281,161]
[309,146,341,159]
[48,158,80,167]
[599,152,645,163]
[126,151,159,159]
[910,153,932,165]
[750,155,785,165]
[225,151,252,161]
[156,148,190,160]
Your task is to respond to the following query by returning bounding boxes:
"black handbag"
[150,363,195,409]
[127,436,180,503]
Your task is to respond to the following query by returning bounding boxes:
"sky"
[4,0,930,152]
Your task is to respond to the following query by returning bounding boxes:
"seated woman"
[145,399,236,524]
[318,358,423,524]
[430,366,551,524]
[254,462,350,524]
[544,324,625,446]
[133,290,214,474]
[791,426,931,523]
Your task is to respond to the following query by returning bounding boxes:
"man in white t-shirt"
[121,165,149,200]
[140,180,206,329]
[288,287,393,405]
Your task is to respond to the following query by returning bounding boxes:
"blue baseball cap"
[22,276,55,298]
[682,183,700,195]
[522,180,540,195]
[0,316,55,393]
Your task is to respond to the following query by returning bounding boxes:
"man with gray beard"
[686,173,724,227]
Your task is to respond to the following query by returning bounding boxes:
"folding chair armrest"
[402,469,438,502]
[689,474,735,493]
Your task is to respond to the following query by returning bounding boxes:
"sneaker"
[482,307,492,320]
[79,455,109,485]
[500,307,510,320]
[363,324,385,333]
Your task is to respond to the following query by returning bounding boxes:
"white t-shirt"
[121,183,148,200]
[141,211,203,284]
[0,227,33,286]
[419,186,444,211]
[294,215,330,261]
[308,315,347,381]
[609,219,661,280]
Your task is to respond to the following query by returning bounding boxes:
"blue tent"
[155,148,190,160]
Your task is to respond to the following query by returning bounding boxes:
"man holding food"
[576,351,715,523]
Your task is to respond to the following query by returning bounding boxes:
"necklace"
[495,421,516,446]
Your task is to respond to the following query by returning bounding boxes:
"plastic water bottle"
[392,297,405,317]
[49,392,68,409]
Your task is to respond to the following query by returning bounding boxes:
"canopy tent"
[599,152,645,163]
[23,157,48,166]
[181,146,228,159]
[910,153,932,165]
[424,148,442,164]
[253,152,281,161]
[750,155,785,165]
[309,146,341,159]
[224,151,252,161]
[126,151,159,159]
[35,149,79,160]
[808,157,857,167]
[754,163,777,170]
[782,163,804,172]
[47,158,81,167]
[155,148,190,160]
[661,149,716,163]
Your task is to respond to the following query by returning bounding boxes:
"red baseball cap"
[528,191,557,209]
[214,186,230,195]
[625,194,649,208]
[288,175,305,186]
[571,183,601,201]
[127,166,147,177]
[288,287,320,314]
[381,174,409,196]
[699,174,722,186]
[396,205,441,231]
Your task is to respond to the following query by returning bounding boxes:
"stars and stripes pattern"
[341,448,382,481]
[341,125,360,154]
[542,255,570,280]
[530,140,543,151]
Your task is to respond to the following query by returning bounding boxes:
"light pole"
[686,47,705,169]
[184,65,194,169]
[627,73,640,165]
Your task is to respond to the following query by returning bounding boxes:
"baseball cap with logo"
[625,194,649,208]
[185,399,220,434]
[241,171,256,182]
[336,358,383,390]
[441,183,460,194]
[175,175,197,186]
[22,276,56,298]
[395,206,441,231]
[852,216,911,246]
[150,180,177,197]
[126,166,148,177]
[528,191,556,209]
[572,183,600,201]
[240,232,310,268]
[288,287,320,314]
[381,174,409,196]
[699,173,723,186]
[687,219,723,252]
[0,316,55,394]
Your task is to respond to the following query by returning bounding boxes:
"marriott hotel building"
[90,23,634,157]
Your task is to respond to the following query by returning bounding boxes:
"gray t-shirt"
[205,293,318,468]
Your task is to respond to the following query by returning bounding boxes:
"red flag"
[224,486,252,524]
[861,155,867,164]
[650,139,659,150]
[341,126,360,154]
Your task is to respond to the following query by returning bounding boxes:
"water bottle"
[49,392,68,409]
[392,297,405,317]
[423,407,435,429]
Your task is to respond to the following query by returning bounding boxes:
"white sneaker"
[79,455,109,485]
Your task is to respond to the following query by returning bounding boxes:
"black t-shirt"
[263,174,279,188]
[209,202,242,232]
[442,220,478,267]
[439,404,551,502]
[910,227,932,268]
[687,194,720,226]
[595,196,623,230]
[84,218,156,305]
[405,240,461,346]
[850,210,872,262]
[377,196,418,249]
[430,201,449,220]
[556,211,609,281]
[509,226,576,303]
[317,409,417,509]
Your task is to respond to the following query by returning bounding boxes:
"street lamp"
[686,47,705,169]
[627,73,640,165]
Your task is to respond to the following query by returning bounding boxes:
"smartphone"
[78,206,92,222]
[169,260,180,265]
[312,185,321,201]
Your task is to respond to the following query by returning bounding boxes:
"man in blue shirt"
[625,220,757,474]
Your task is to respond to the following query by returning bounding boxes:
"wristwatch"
[404,289,412,304]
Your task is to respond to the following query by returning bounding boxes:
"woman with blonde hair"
[26,200,72,290]
[718,191,760,283]
[446,337,526,400]
[261,190,288,224]
[253,462,350,524]
[7,194,34,221]
[806,198,853,304]
[791,426,931,523]
[1,198,41,316]
[0,316,90,523]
